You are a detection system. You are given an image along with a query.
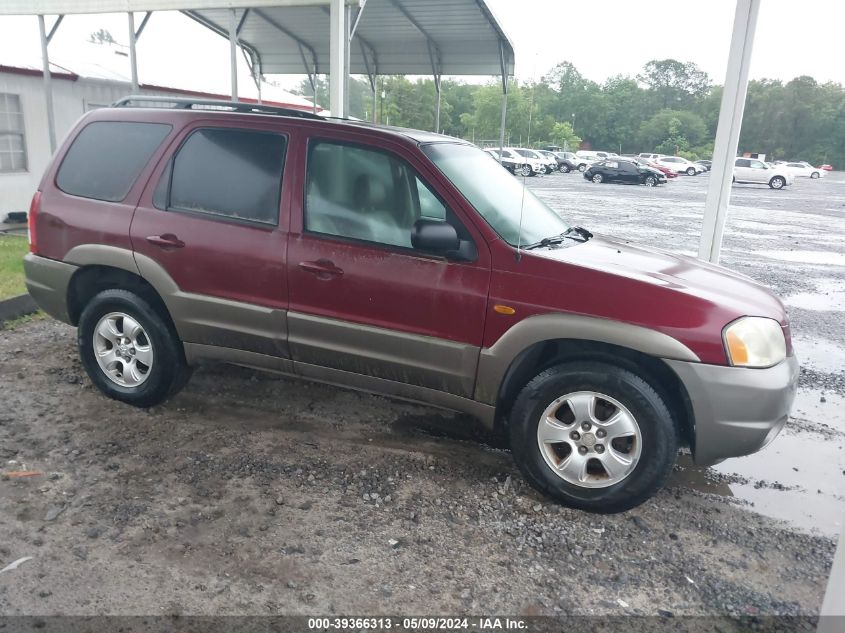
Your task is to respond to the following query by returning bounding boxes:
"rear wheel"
[686,167,696,176]
[509,362,679,513]
[592,173,604,183]
[520,164,534,177]
[769,176,785,190]
[578,164,587,172]
[78,289,191,408]
[644,175,657,187]
[811,172,820,179]
[560,164,571,173]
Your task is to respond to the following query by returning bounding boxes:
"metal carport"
[1,0,760,266]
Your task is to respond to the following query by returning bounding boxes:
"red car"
[634,157,677,178]
[24,96,798,512]
[820,164,833,171]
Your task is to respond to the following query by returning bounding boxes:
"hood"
[527,234,786,322]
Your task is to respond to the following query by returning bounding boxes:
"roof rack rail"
[112,95,323,120]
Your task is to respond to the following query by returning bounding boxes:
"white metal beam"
[698,0,760,263]
[1,1,335,15]
[329,0,346,117]
[38,15,57,153]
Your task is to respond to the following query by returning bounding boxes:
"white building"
[0,45,317,218]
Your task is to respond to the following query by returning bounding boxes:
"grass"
[0,234,28,300]
[0,310,45,331]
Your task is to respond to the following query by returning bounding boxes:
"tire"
[560,164,571,173]
[644,175,657,187]
[592,173,604,183]
[578,164,587,172]
[545,165,553,175]
[509,361,679,513]
[520,164,534,177]
[686,167,696,176]
[811,172,820,179]
[78,289,191,408]
[769,176,785,190]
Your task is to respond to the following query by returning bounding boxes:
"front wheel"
[578,164,587,172]
[560,164,571,173]
[769,176,785,190]
[644,175,657,187]
[592,173,604,183]
[811,172,820,179]
[686,167,696,176]
[520,164,534,177]
[509,362,679,513]
[78,289,191,408]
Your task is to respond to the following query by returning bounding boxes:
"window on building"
[0,93,27,173]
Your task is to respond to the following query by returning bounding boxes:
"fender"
[473,312,700,405]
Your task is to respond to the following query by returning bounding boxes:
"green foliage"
[0,235,27,300]
[292,59,845,167]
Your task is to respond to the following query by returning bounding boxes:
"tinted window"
[787,163,803,168]
[736,159,751,167]
[168,128,286,224]
[750,160,765,169]
[619,161,637,173]
[57,121,171,202]
[305,141,455,249]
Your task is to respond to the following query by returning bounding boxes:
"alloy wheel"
[536,391,642,489]
[93,312,154,387]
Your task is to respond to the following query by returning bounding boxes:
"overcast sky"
[0,0,843,98]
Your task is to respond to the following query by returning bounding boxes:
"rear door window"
[56,121,171,202]
[165,127,287,225]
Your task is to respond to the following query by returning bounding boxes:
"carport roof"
[1,1,515,78]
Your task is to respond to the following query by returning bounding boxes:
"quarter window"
[0,93,27,173]
[304,140,453,249]
[736,159,751,167]
[167,128,287,225]
[57,121,171,201]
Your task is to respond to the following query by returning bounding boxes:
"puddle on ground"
[756,250,845,267]
[784,278,845,312]
[671,389,845,536]
[791,336,845,374]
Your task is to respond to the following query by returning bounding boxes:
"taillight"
[28,191,41,254]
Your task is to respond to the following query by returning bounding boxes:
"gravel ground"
[0,171,842,619]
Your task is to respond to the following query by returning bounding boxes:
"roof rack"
[112,95,323,120]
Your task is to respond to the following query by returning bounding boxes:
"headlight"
[723,317,787,368]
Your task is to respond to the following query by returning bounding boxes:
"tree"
[549,122,581,152]
[88,29,116,45]
[638,59,711,109]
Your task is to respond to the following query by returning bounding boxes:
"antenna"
[515,157,528,262]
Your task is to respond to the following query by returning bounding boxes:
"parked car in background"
[573,151,600,172]
[553,151,579,173]
[634,157,677,179]
[733,158,794,189]
[820,164,833,171]
[695,160,712,171]
[638,153,661,161]
[501,147,544,177]
[484,148,522,175]
[25,96,799,513]
[654,156,705,176]
[514,148,555,175]
[537,149,572,173]
[784,162,826,179]
[584,159,667,186]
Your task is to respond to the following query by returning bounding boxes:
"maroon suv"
[24,97,798,512]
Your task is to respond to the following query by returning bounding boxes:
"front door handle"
[146,234,185,249]
[298,259,344,279]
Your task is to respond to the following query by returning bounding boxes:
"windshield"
[514,149,536,158]
[422,143,569,246]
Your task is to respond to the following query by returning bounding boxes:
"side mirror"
[411,218,459,253]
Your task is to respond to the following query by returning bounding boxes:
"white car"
[638,153,662,161]
[574,151,601,172]
[733,158,794,189]
[506,147,547,176]
[654,156,705,175]
[783,161,826,179]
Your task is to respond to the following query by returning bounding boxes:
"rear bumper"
[664,356,799,466]
[23,253,77,324]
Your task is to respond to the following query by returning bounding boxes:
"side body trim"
[183,343,293,373]
[287,311,479,398]
[474,312,701,405]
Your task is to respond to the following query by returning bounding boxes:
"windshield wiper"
[522,226,593,250]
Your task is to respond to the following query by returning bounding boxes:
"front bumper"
[23,253,77,324]
[664,355,799,466]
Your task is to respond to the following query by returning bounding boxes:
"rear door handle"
[298,259,344,278]
[146,234,185,249]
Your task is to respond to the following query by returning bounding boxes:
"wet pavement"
[528,170,845,537]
